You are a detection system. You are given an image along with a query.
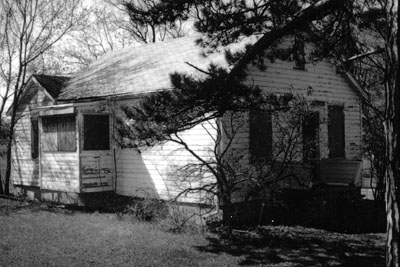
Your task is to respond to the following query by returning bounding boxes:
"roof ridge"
[95,34,200,62]
[138,34,199,47]
[33,74,70,79]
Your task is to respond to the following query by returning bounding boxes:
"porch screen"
[328,105,345,158]
[250,110,272,163]
[83,115,110,151]
[42,116,76,152]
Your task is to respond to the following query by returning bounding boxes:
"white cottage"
[10,34,365,207]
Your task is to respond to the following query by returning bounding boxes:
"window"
[293,35,306,70]
[31,118,39,159]
[302,112,319,163]
[83,115,110,151]
[328,105,345,158]
[250,110,272,163]
[42,116,76,152]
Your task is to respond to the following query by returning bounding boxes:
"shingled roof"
[56,33,366,103]
[33,74,69,99]
[58,35,241,101]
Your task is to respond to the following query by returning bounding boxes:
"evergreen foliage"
[118,65,264,147]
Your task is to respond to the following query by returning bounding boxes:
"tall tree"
[381,2,399,265]
[318,1,398,265]
[0,0,83,194]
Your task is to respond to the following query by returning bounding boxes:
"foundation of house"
[14,185,82,205]
[12,185,217,226]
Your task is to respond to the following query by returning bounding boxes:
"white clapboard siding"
[244,44,362,161]
[12,111,39,186]
[12,78,58,187]
[41,152,80,192]
[230,39,363,187]
[115,99,217,203]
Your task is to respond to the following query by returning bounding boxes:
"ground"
[0,197,385,267]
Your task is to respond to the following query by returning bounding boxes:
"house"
[10,34,364,209]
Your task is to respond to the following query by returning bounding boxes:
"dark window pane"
[250,110,272,163]
[83,115,110,151]
[328,105,345,158]
[31,118,39,159]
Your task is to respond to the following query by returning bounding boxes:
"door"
[80,114,114,192]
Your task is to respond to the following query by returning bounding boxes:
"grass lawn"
[0,198,385,267]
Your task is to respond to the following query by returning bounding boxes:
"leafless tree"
[0,0,83,194]
[339,1,399,265]
[62,3,137,68]
[59,0,189,70]
[380,1,400,265]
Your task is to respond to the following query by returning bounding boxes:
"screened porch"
[34,105,115,193]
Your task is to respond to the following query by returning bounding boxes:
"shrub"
[123,197,168,221]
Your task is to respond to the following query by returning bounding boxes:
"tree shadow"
[197,226,384,266]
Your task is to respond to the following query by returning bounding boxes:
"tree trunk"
[4,90,18,196]
[386,162,400,266]
[0,121,4,195]
[0,174,3,195]
[4,135,13,195]
[385,68,400,267]
[385,2,399,265]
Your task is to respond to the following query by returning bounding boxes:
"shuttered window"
[328,105,345,158]
[302,111,319,163]
[83,115,110,151]
[31,118,39,159]
[42,116,76,152]
[250,110,272,163]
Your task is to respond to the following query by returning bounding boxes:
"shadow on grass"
[197,226,384,266]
